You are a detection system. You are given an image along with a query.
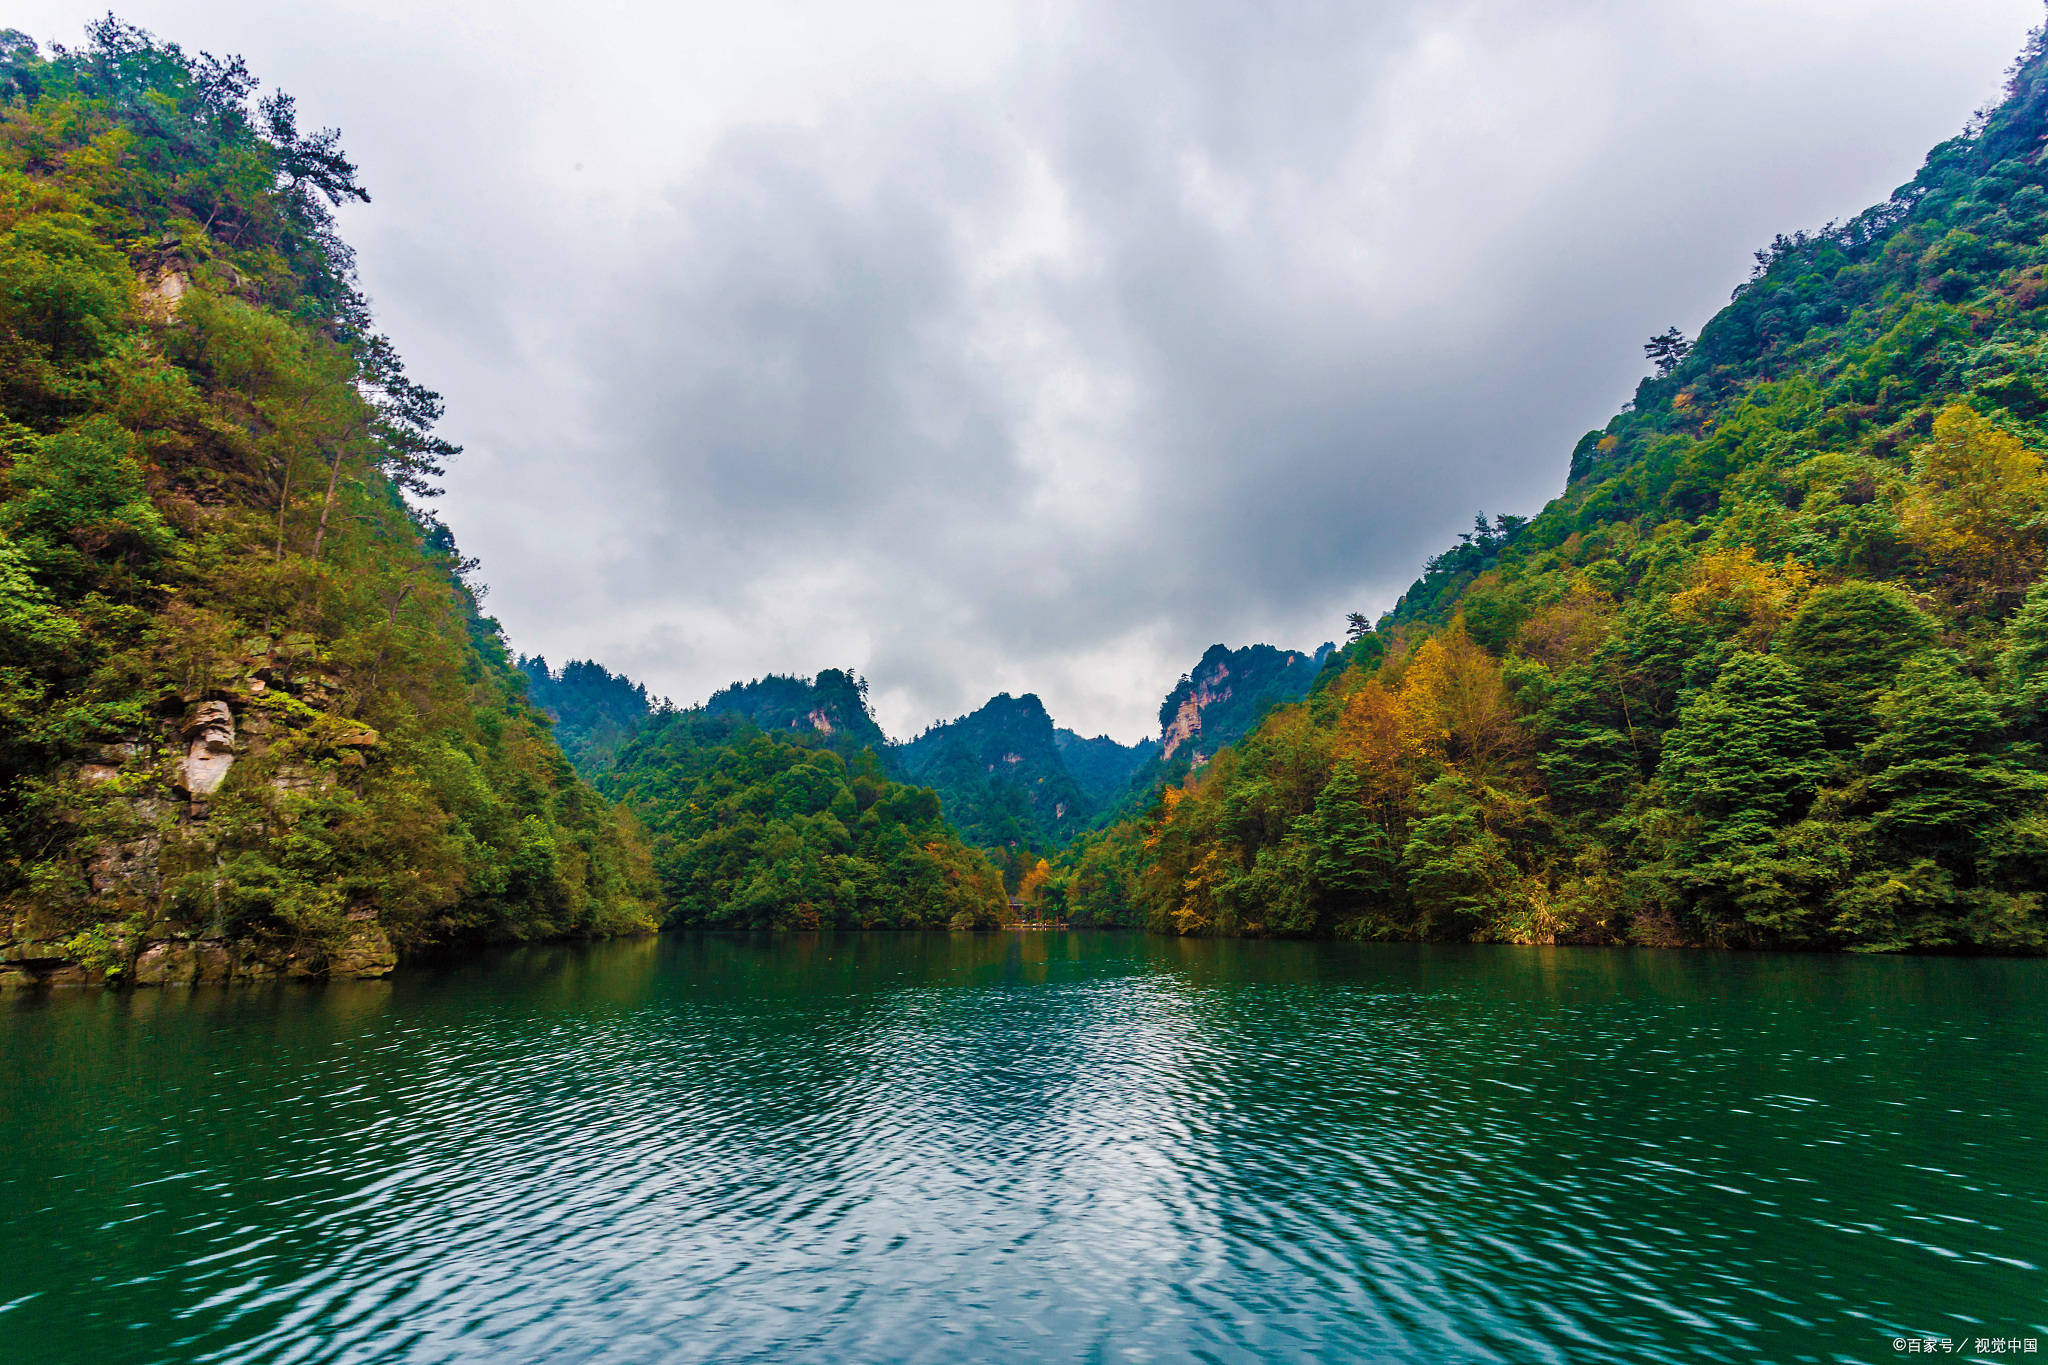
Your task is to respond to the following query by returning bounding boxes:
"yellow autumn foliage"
[1901,403,2048,605]
[1669,546,1813,647]
[1396,617,1525,782]
[1515,579,1615,665]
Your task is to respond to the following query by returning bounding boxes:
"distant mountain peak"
[704,669,891,759]
[1158,642,1330,759]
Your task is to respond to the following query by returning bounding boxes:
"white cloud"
[11,0,2040,740]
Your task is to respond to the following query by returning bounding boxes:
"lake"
[1,932,2042,1363]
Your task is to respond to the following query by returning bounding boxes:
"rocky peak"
[1156,642,1330,761]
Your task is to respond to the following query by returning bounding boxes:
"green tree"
[0,417,173,591]
[1861,655,2040,862]
[1402,773,1520,940]
[2001,577,2048,728]
[1776,582,1938,745]
[1659,653,1829,854]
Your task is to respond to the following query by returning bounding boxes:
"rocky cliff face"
[895,644,1331,848]
[3,637,397,988]
[1155,643,1332,762]
[0,26,659,987]
[1160,681,1223,760]
[703,669,892,763]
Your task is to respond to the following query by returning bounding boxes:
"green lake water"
[1,932,2042,1363]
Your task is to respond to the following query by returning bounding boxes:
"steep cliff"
[0,22,656,986]
[1156,643,1334,763]
[704,668,892,761]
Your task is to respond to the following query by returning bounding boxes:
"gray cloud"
[14,0,2041,738]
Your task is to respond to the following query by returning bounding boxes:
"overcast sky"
[16,1,2043,740]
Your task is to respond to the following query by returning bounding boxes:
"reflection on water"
[1,933,2043,1363]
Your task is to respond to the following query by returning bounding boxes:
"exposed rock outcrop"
[1161,694,1206,760]
[176,700,235,797]
[1156,644,1332,762]
[9,641,412,989]
[4,922,399,989]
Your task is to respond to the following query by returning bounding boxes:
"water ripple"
[2,934,2044,1364]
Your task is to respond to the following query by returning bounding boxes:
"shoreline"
[8,920,2041,991]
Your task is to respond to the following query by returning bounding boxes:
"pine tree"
[1402,772,1520,939]
[1535,664,1638,817]
[1659,653,1829,854]
[1777,582,1938,745]
[1860,653,2043,868]
[2001,577,2048,726]
[1301,761,1407,930]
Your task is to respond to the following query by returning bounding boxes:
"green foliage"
[519,654,654,776]
[0,19,657,974]
[1155,643,1332,756]
[1858,654,2044,870]
[1401,773,1520,940]
[1778,583,1938,743]
[1052,727,1160,812]
[1660,653,1828,854]
[1301,761,1407,931]
[1059,821,1148,927]
[705,668,890,759]
[901,692,1088,850]
[601,710,1005,930]
[2002,575,2048,723]
[0,216,131,419]
[1,416,172,589]
[1066,25,2048,955]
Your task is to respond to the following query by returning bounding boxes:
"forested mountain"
[1052,28,2048,954]
[600,710,1006,930]
[519,655,654,775]
[1053,727,1160,808]
[36,10,2048,969]
[1158,643,1334,762]
[892,643,1324,853]
[704,668,892,761]
[541,645,1311,861]
[0,22,657,986]
[900,693,1088,848]
[1075,642,1334,816]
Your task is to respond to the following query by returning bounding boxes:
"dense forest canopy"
[0,19,656,984]
[1053,726,1160,813]
[900,692,1089,849]
[600,709,1007,930]
[1047,24,2048,954]
[704,668,891,760]
[13,11,2048,967]
[519,654,654,774]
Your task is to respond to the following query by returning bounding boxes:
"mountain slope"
[1054,727,1160,808]
[704,668,893,761]
[1157,643,1335,762]
[0,22,656,986]
[600,710,1007,930]
[1065,25,2048,953]
[560,643,1307,858]
[520,655,654,775]
[898,641,1325,852]
[900,692,1087,848]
